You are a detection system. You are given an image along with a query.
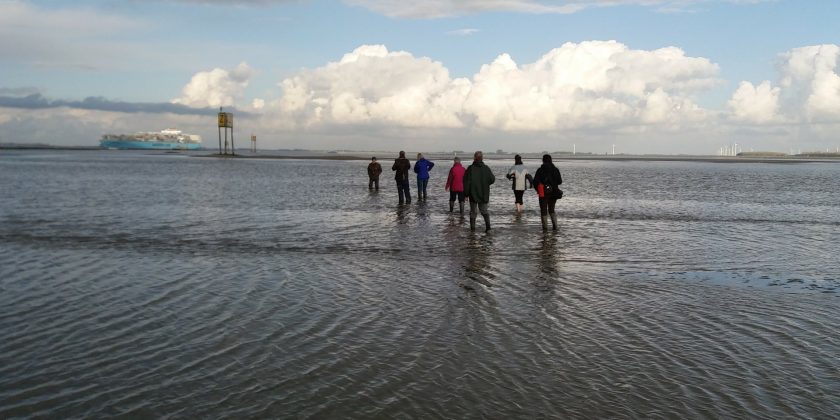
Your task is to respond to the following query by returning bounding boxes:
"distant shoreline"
[0,145,101,151]
[192,153,366,161]
[3,145,839,164]
[193,153,840,164]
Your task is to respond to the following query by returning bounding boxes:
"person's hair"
[542,154,553,164]
[399,151,405,158]
[417,153,423,159]
[371,157,376,161]
[454,156,460,163]
[474,151,483,160]
[514,154,522,165]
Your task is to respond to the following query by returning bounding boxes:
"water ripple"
[1,152,839,418]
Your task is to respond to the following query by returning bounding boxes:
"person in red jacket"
[444,156,466,214]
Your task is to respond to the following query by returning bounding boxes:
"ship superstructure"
[100,129,202,150]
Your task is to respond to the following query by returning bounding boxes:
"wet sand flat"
[1,150,838,418]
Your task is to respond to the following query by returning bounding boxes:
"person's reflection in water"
[395,203,409,225]
[462,234,495,291]
[535,232,561,293]
[389,203,412,254]
[415,193,431,227]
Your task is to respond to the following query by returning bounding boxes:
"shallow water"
[1,150,839,418]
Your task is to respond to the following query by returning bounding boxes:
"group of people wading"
[368,151,563,231]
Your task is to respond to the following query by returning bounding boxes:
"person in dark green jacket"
[463,151,495,232]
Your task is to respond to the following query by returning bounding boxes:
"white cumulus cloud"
[463,41,718,130]
[277,45,470,128]
[780,44,840,121]
[727,81,780,123]
[274,41,720,131]
[173,62,254,108]
[727,44,840,125]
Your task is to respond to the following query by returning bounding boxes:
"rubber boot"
[459,202,464,215]
[470,217,476,231]
[550,213,558,231]
[423,192,427,200]
[449,201,454,212]
[541,215,548,230]
[483,214,491,232]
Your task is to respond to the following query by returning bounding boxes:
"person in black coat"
[532,154,563,230]
[392,151,412,204]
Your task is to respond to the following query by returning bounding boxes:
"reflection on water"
[1,150,839,418]
[463,234,495,290]
[537,233,560,284]
[395,203,409,225]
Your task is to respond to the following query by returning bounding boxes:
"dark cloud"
[0,87,42,96]
[0,94,251,116]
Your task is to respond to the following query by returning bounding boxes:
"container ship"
[100,129,202,150]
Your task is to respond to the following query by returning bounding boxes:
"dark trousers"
[469,201,489,217]
[514,190,525,204]
[396,179,411,203]
[417,178,428,197]
[539,197,557,215]
[449,191,465,203]
[369,177,379,190]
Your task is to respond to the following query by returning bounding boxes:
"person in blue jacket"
[413,153,435,200]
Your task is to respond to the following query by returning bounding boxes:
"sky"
[1,0,840,154]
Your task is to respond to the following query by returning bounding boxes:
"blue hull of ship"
[100,140,201,150]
